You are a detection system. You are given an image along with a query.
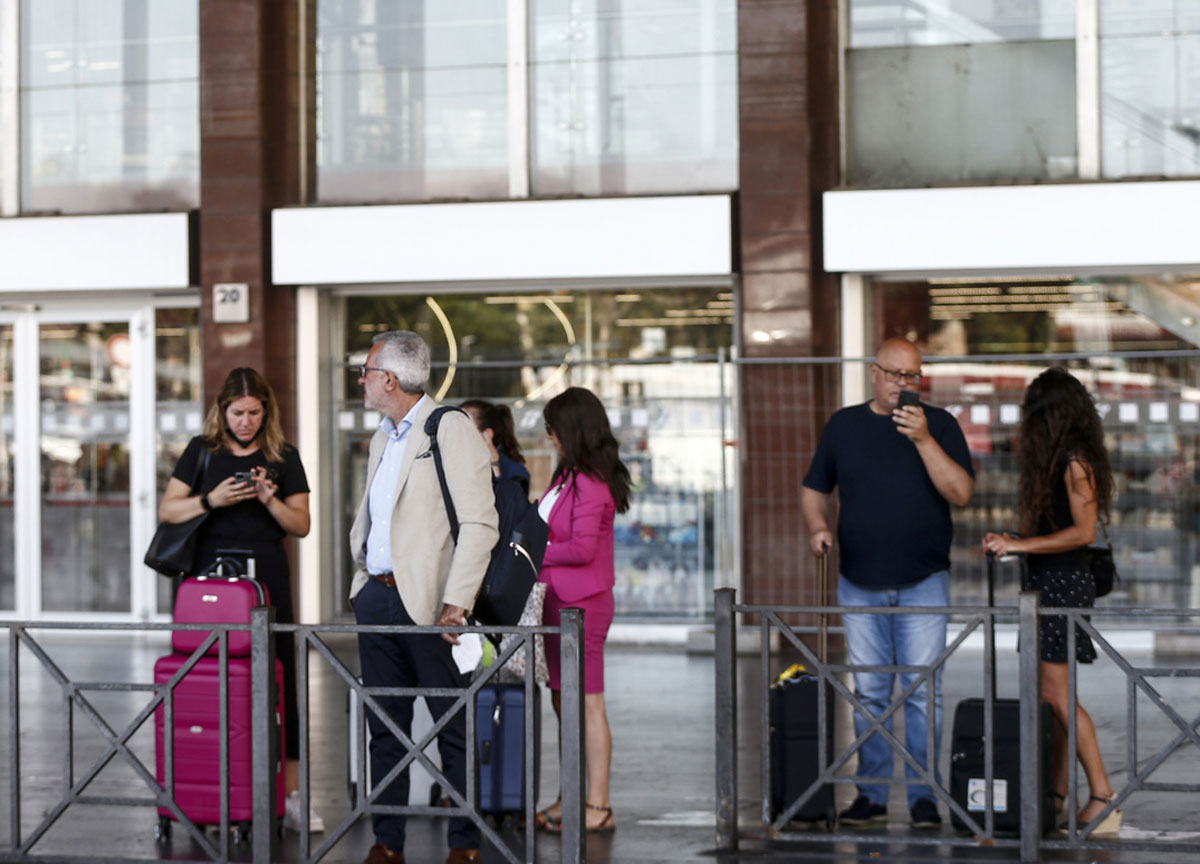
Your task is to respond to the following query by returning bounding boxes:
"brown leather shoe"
[363,843,405,864]
[444,849,481,864]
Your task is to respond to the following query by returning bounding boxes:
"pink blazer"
[539,471,616,603]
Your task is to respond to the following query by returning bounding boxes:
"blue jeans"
[838,570,948,808]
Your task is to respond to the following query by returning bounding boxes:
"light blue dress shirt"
[365,395,427,576]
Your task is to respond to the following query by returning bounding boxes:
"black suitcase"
[949,553,1055,835]
[768,551,836,826]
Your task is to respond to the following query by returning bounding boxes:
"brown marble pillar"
[738,1,842,621]
[198,0,314,440]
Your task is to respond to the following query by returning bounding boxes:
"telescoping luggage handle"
[817,547,829,665]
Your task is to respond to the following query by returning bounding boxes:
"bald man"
[801,338,974,828]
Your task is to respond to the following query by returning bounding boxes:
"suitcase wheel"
[154,816,172,843]
[232,822,251,847]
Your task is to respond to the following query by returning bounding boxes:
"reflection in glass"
[21,0,199,213]
[870,273,1200,609]
[40,321,131,613]
[849,0,1074,47]
[334,286,735,618]
[154,308,202,614]
[0,326,13,610]
[1100,2,1200,179]
[531,0,737,195]
[316,0,509,202]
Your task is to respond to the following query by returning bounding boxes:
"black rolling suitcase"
[949,552,1054,835]
[768,551,836,827]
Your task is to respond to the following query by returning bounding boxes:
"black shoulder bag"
[144,446,212,577]
[1087,522,1119,598]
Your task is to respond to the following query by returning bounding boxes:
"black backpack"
[424,407,549,629]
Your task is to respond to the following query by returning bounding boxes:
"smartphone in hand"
[898,389,920,409]
[233,470,256,486]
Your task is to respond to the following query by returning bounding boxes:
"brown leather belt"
[373,573,396,587]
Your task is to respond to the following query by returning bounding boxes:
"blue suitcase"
[476,684,540,814]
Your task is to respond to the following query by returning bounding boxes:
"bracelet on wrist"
[199,493,213,512]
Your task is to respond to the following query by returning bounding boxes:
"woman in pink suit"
[534,387,631,834]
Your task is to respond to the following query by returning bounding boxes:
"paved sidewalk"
[0,630,1197,863]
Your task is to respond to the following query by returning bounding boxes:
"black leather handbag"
[1087,523,1119,598]
[144,447,211,578]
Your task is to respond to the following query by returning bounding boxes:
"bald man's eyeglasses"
[873,362,921,385]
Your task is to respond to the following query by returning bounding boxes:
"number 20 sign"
[213,282,250,323]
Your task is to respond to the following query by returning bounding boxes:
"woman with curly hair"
[983,366,1120,835]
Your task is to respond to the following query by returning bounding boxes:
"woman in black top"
[157,367,319,831]
[983,367,1120,835]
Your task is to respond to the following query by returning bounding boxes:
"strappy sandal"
[585,803,616,833]
[1050,791,1070,829]
[535,808,562,832]
[1080,794,1122,837]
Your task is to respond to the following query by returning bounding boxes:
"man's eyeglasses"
[358,364,388,378]
[873,362,922,385]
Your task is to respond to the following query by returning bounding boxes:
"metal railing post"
[1018,591,1042,864]
[251,606,277,864]
[9,627,20,852]
[559,607,585,864]
[714,587,738,850]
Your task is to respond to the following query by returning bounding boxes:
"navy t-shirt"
[803,402,974,588]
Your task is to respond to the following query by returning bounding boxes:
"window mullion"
[1076,0,1101,179]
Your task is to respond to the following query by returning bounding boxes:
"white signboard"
[213,282,250,323]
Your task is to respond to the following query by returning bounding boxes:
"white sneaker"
[284,790,325,833]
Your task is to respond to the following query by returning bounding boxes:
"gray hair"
[372,330,430,394]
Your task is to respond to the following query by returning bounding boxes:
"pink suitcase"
[154,653,286,828]
[172,574,268,657]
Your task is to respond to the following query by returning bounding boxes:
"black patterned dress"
[1024,462,1098,664]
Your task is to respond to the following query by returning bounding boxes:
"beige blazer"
[347,398,499,626]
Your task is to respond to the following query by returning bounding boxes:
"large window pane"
[847,1,1076,187]
[531,0,737,196]
[21,0,199,213]
[1101,1,1200,179]
[317,0,509,202]
[0,325,12,611]
[333,286,734,619]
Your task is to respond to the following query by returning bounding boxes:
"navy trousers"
[354,578,478,851]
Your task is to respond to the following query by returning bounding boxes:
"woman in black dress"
[983,367,1120,835]
[157,367,320,832]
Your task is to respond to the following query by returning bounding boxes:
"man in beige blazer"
[349,330,498,864]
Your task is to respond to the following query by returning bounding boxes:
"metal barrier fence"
[714,588,1200,864]
[1,610,586,864]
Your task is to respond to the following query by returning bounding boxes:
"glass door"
[38,319,136,613]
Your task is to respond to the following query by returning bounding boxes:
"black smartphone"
[898,389,920,409]
[233,470,256,486]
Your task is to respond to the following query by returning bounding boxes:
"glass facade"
[1101,0,1200,179]
[20,0,199,214]
[530,0,737,195]
[869,274,1200,609]
[315,0,738,202]
[847,0,1077,187]
[331,286,735,619]
[316,0,510,202]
